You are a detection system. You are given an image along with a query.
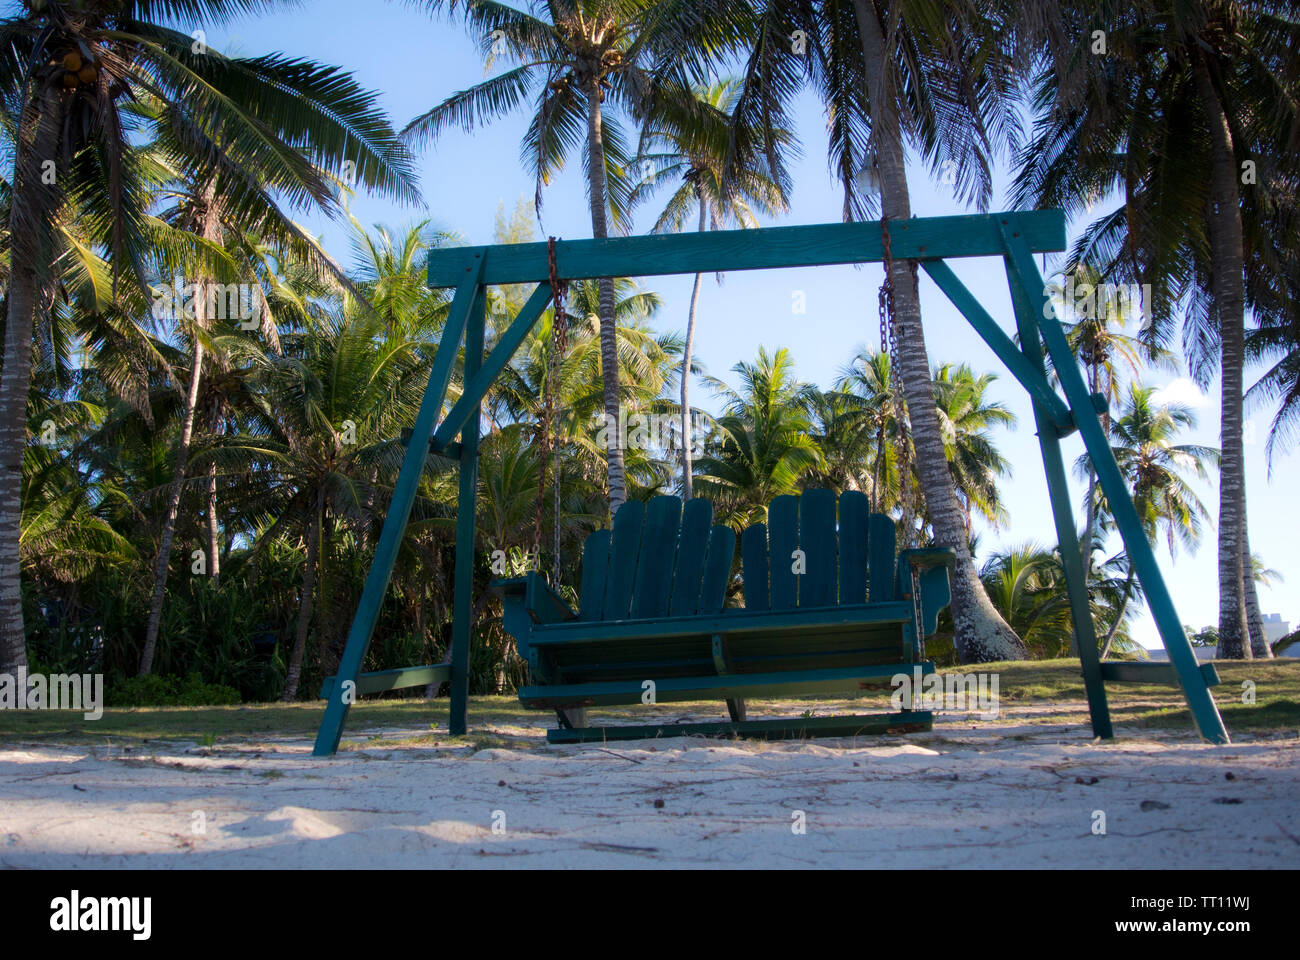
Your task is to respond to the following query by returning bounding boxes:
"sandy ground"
[2,710,1298,868]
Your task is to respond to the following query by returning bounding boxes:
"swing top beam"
[426,211,1066,288]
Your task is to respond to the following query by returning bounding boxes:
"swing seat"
[494,489,955,743]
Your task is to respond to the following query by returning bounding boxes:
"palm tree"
[0,1,419,674]
[980,543,1142,659]
[930,363,1016,536]
[680,0,1034,661]
[1013,0,1300,658]
[216,297,437,700]
[827,350,902,509]
[1046,263,1170,576]
[826,351,1016,538]
[694,347,822,526]
[405,0,692,517]
[979,545,1079,658]
[1083,385,1218,657]
[633,77,788,499]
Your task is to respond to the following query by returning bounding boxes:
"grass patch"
[1,659,1295,748]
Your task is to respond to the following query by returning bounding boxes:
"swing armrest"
[895,548,956,638]
[491,573,577,626]
[898,547,958,572]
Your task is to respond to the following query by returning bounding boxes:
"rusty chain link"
[879,216,915,543]
[534,237,569,580]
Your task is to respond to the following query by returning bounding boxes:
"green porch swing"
[311,209,1228,756]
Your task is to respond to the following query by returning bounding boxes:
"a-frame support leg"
[1003,254,1113,739]
[1001,228,1228,744]
[448,288,486,736]
[312,253,485,757]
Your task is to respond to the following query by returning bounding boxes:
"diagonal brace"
[921,259,1074,436]
[432,281,553,451]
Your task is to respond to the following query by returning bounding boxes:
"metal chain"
[534,237,569,582]
[879,217,915,543]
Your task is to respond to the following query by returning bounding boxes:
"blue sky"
[194,2,1290,647]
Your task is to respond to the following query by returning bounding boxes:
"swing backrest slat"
[740,523,770,611]
[630,496,683,619]
[837,490,870,604]
[799,488,837,608]
[767,495,800,611]
[577,530,611,622]
[868,513,896,603]
[601,499,645,619]
[669,499,714,617]
[698,524,737,615]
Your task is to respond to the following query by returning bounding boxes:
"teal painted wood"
[312,257,484,757]
[1099,661,1222,687]
[577,529,611,621]
[495,577,537,662]
[1002,248,1112,740]
[921,259,1074,435]
[448,287,486,736]
[527,600,912,646]
[711,633,746,721]
[741,523,770,610]
[432,282,552,450]
[630,496,682,619]
[319,664,452,699]
[670,499,713,616]
[519,662,934,707]
[918,563,953,636]
[799,488,837,608]
[711,634,731,674]
[768,495,799,610]
[699,525,736,614]
[895,549,956,637]
[524,572,576,623]
[1003,230,1228,744]
[838,491,870,604]
[602,500,645,619]
[867,514,896,603]
[545,712,934,744]
[427,211,1067,287]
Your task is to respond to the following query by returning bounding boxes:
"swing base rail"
[1098,661,1222,687]
[544,711,933,744]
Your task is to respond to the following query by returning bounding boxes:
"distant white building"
[1264,614,1296,657]
[1146,645,1217,663]
[1144,614,1295,660]
[1263,613,1291,643]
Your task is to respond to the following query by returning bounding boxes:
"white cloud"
[1151,377,1210,409]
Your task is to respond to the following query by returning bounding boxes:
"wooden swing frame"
[312,209,1227,756]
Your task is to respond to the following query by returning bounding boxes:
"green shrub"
[107,672,242,707]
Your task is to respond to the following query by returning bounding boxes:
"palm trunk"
[206,458,220,585]
[138,337,205,675]
[1241,521,1272,658]
[681,199,707,500]
[138,187,222,674]
[0,85,62,675]
[1081,363,1101,575]
[1098,565,1136,660]
[1193,55,1250,660]
[854,1,1026,662]
[283,487,325,701]
[1075,362,1103,657]
[585,80,626,516]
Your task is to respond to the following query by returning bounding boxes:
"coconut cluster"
[57,51,100,89]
